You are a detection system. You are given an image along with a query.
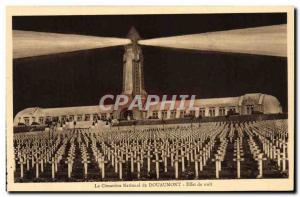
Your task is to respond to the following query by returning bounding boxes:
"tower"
[120,26,147,120]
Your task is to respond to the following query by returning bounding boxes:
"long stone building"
[14,93,282,126]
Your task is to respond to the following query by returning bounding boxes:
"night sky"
[13,13,287,116]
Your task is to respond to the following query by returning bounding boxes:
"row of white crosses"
[246,134,266,178]
[65,137,76,178]
[246,120,288,173]
[233,138,244,179]
[211,126,229,179]
[234,124,246,179]
[91,140,108,179]
[49,137,68,179]
[244,123,280,178]
[13,123,230,180]
[85,122,225,180]
[260,120,287,171]
[165,123,222,179]
[14,131,65,179]
[13,119,288,181]
[227,123,245,179]
[80,143,90,178]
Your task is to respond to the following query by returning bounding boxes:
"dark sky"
[13,13,287,116]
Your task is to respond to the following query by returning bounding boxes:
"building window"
[229,106,236,113]
[179,110,185,118]
[23,117,30,125]
[100,113,106,120]
[93,114,98,121]
[246,105,254,114]
[189,110,195,117]
[68,115,74,121]
[52,116,59,122]
[161,110,167,119]
[170,110,176,119]
[84,114,90,121]
[219,107,226,116]
[110,113,114,119]
[61,115,67,122]
[152,111,158,119]
[250,105,254,114]
[209,108,215,117]
[45,116,52,122]
[227,106,236,115]
[77,115,82,121]
[39,117,44,124]
[199,108,205,117]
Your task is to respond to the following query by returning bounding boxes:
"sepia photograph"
[6,6,294,192]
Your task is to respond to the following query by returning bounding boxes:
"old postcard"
[6,6,294,192]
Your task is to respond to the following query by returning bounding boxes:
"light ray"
[13,30,131,58]
[139,24,287,57]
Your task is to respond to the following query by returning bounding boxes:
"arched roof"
[262,94,282,114]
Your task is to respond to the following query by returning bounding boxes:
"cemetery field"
[13,119,289,182]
